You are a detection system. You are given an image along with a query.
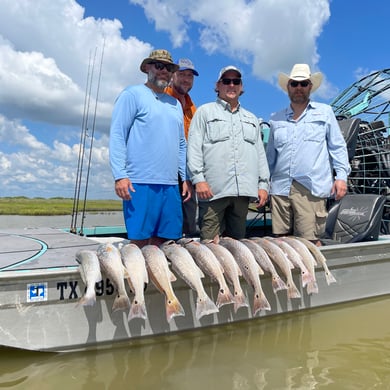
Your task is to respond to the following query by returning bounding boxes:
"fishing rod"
[70,47,98,234]
[79,40,105,236]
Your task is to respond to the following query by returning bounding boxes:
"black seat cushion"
[338,117,361,161]
[321,194,386,245]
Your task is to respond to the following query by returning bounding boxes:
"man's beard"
[175,84,191,95]
[289,92,310,105]
[148,73,168,89]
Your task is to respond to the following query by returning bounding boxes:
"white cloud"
[0,0,152,198]
[0,0,152,128]
[0,0,333,199]
[0,116,50,151]
[130,0,330,81]
[0,114,114,199]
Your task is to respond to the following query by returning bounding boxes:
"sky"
[0,0,389,200]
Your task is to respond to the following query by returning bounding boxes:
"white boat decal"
[27,282,48,302]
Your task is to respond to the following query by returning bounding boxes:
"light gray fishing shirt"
[187,97,269,201]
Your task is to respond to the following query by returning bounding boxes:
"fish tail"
[233,290,249,313]
[112,294,131,312]
[78,289,96,307]
[252,291,271,316]
[127,299,148,321]
[301,271,315,288]
[166,295,185,322]
[324,268,337,285]
[306,280,319,295]
[216,286,235,308]
[271,275,288,293]
[287,280,301,299]
[195,294,219,320]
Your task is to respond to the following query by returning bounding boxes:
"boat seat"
[337,117,361,161]
[246,202,271,237]
[321,194,386,245]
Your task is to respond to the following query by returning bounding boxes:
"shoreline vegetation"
[0,197,122,216]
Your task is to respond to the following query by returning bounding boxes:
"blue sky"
[0,0,389,199]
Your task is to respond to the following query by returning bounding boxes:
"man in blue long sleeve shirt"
[109,49,192,248]
[267,64,350,246]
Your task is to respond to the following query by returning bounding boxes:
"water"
[1,297,390,389]
[0,212,124,230]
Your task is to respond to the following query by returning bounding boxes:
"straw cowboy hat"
[140,49,179,73]
[278,64,323,93]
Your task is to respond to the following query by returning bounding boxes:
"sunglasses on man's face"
[220,78,242,85]
[151,62,176,72]
[289,80,311,88]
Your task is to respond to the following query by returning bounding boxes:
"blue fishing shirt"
[109,84,186,184]
[267,101,351,198]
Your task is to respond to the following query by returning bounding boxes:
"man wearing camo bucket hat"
[109,49,192,248]
[266,63,350,246]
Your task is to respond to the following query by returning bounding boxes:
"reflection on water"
[1,296,390,389]
[0,212,124,229]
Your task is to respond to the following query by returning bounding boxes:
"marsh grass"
[0,197,122,216]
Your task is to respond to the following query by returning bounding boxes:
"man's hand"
[331,179,348,200]
[256,189,269,208]
[182,180,193,202]
[115,178,135,200]
[195,181,214,200]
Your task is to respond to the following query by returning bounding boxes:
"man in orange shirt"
[166,58,199,236]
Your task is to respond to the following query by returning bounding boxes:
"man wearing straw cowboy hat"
[109,49,192,248]
[266,63,350,246]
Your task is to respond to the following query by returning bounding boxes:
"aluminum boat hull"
[1,228,389,352]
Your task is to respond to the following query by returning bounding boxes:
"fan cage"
[331,69,390,233]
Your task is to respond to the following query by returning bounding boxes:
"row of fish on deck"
[76,236,336,322]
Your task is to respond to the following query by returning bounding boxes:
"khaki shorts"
[198,196,250,240]
[270,181,328,240]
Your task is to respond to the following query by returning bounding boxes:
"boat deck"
[0,227,101,274]
[0,211,270,275]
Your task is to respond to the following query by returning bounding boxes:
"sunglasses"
[220,78,242,85]
[151,62,176,72]
[289,80,311,88]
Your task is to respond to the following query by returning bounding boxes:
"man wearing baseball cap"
[187,65,269,240]
[166,58,199,236]
[266,63,350,245]
[109,49,192,247]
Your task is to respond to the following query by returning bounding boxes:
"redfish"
[240,238,287,293]
[120,243,149,321]
[96,243,131,312]
[219,237,271,315]
[178,238,235,309]
[142,244,185,322]
[203,238,249,313]
[76,249,102,306]
[250,237,301,299]
[161,240,218,320]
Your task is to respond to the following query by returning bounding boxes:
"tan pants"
[270,181,327,240]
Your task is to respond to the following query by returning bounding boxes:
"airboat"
[1,69,390,353]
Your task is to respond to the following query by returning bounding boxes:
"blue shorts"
[123,183,183,240]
